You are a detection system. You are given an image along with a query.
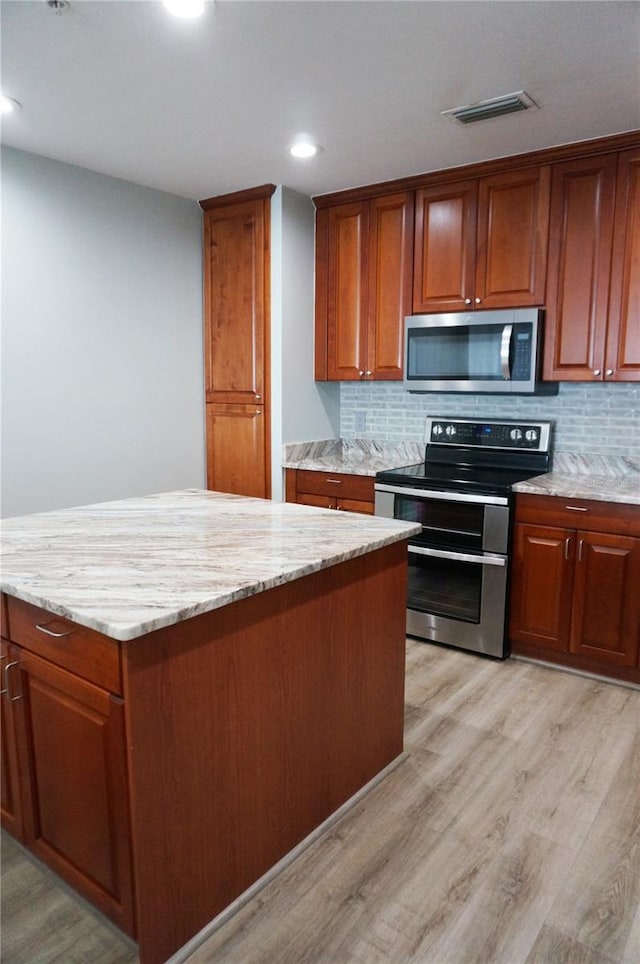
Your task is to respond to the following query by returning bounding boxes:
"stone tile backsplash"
[340,381,640,457]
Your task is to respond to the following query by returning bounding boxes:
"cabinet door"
[323,201,369,380]
[476,166,550,309]
[606,148,640,381]
[413,179,477,312]
[544,154,617,380]
[509,523,574,651]
[366,192,414,379]
[13,647,134,935]
[1,640,25,840]
[204,197,269,405]
[206,403,269,499]
[570,532,640,667]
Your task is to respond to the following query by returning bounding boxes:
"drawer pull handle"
[4,660,22,702]
[565,505,588,512]
[35,622,73,638]
[325,479,342,485]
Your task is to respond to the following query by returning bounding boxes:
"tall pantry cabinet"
[200,185,275,500]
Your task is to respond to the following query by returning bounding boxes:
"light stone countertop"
[283,438,424,476]
[285,440,640,507]
[0,489,421,642]
[512,453,640,506]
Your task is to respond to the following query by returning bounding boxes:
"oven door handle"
[374,483,508,506]
[409,545,507,567]
[501,324,513,380]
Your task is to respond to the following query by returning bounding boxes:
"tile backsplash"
[341,381,640,457]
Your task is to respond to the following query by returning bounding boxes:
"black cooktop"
[375,417,553,498]
[375,460,547,497]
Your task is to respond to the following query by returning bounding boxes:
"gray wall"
[270,187,340,500]
[1,147,205,517]
[340,381,640,457]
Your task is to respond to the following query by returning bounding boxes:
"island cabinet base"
[122,541,408,963]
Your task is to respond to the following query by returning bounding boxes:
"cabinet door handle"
[36,622,73,638]
[565,505,588,512]
[0,653,6,696]
[464,298,472,305]
[578,539,584,562]
[605,369,614,377]
[475,297,482,304]
[593,369,601,376]
[358,370,365,377]
[564,537,571,560]
[365,370,372,376]
[4,660,22,702]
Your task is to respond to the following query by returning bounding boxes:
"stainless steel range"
[375,417,552,659]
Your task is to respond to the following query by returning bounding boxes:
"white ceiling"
[1,0,639,202]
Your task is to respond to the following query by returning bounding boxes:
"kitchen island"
[0,489,419,964]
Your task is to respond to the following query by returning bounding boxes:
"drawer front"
[294,470,375,502]
[515,494,640,537]
[5,597,122,695]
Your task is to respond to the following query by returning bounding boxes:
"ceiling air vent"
[441,91,540,125]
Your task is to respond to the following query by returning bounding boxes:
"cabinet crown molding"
[313,130,640,209]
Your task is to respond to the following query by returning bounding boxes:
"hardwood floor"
[2,639,639,964]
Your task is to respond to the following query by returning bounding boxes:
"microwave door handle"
[501,324,513,380]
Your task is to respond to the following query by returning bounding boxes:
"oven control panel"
[426,418,551,452]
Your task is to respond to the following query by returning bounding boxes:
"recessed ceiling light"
[289,138,322,159]
[163,0,205,17]
[0,95,22,114]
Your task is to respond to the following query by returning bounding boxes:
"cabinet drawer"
[514,494,640,537]
[5,597,122,695]
[293,470,375,502]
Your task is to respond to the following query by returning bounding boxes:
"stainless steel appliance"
[404,308,558,395]
[375,416,552,658]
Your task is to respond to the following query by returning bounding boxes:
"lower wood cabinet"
[510,494,640,683]
[285,468,375,515]
[0,603,134,936]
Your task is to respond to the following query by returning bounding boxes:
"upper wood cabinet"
[606,147,640,380]
[413,166,550,313]
[315,191,413,381]
[544,149,640,382]
[201,186,274,497]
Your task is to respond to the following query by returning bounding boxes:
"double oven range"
[375,417,552,659]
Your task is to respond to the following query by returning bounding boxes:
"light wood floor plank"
[2,639,639,964]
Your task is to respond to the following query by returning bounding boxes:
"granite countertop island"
[0,487,419,964]
[0,488,421,641]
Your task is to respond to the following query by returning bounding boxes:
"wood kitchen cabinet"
[413,166,550,313]
[1,637,24,840]
[0,600,134,935]
[314,191,413,381]
[285,468,375,514]
[543,149,640,382]
[510,494,640,683]
[201,185,275,497]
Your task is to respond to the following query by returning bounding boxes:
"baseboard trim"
[511,654,640,691]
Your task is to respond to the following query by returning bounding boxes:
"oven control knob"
[432,424,444,436]
[445,425,456,437]
[525,429,538,442]
[509,428,523,441]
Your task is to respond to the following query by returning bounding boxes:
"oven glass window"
[408,551,481,623]
[394,494,484,550]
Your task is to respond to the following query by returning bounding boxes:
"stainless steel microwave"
[404,308,558,395]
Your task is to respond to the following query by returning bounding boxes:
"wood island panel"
[121,540,408,964]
